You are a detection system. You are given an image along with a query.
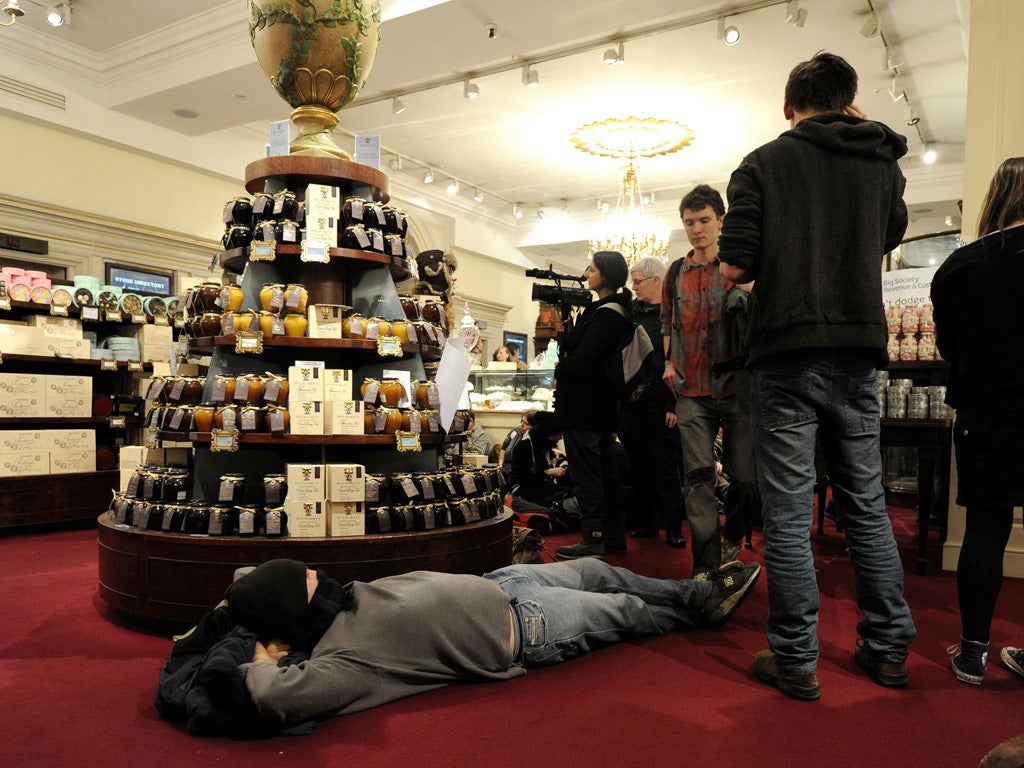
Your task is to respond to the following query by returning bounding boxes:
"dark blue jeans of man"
[484,559,712,667]
[750,352,916,674]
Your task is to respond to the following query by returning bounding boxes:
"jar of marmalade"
[342,312,367,339]
[238,404,264,432]
[214,403,239,430]
[259,310,284,338]
[211,374,236,404]
[379,407,402,434]
[283,283,308,313]
[283,313,308,337]
[219,283,244,312]
[389,319,410,343]
[259,283,286,312]
[234,374,264,404]
[262,373,289,403]
[379,377,405,407]
[415,380,440,409]
[361,378,381,405]
[364,317,389,340]
[399,294,420,321]
[363,404,377,434]
[193,404,215,433]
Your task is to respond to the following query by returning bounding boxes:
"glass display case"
[467,368,555,412]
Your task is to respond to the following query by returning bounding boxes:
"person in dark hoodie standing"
[553,250,633,559]
[717,51,916,701]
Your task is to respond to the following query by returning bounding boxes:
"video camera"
[526,266,592,307]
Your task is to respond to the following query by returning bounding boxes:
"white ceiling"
[0,0,969,270]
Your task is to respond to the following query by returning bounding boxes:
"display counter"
[468,368,555,450]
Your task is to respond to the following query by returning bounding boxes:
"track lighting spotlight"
[392,97,406,115]
[446,179,459,195]
[536,207,545,221]
[522,65,540,88]
[603,41,624,65]
[46,1,71,26]
[472,189,484,203]
[903,103,920,126]
[387,157,403,171]
[860,13,879,38]
[512,204,523,219]
[422,169,434,184]
[463,79,480,99]
[717,17,740,46]
[1,0,25,26]
[785,1,806,27]
[922,146,937,165]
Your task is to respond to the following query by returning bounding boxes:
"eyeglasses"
[632,276,656,287]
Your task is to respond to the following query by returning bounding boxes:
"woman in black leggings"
[931,156,1024,684]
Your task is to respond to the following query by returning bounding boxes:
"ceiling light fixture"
[536,207,545,220]
[422,169,434,184]
[463,79,480,99]
[0,0,25,26]
[860,13,879,37]
[45,0,71,26]
[391,97,406,115]
[717,17,740,46]
[603,41,624,65]
[922,145,937,165]
[903,103,920,126]
[472,189,484,203]
[512,203,523,220]
[446,179,459,195]
[521,65,540,88]
[785,0,806,27]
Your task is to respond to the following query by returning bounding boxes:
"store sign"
[881,266,938,308]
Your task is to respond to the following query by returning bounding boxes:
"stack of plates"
[100,335,141,361]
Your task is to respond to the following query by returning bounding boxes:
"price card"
[131,313,147,324]
[100,359,118,371]
[105,310,122,322]
[81,306,100,322]
[50,304,69,317]
[127,360,143,372]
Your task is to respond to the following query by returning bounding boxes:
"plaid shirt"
[660,253,738,399]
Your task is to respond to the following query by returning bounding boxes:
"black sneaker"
[702,561,761,626]
[947,637,987,686]
[1000,646,1024,680]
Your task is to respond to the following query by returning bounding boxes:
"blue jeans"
[483,559,711,667]
[750,353,916,674]
[675,395,756,576]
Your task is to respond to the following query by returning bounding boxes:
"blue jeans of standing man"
[675,395,756,576]
[483,559,712,667]
[750,352,916,674]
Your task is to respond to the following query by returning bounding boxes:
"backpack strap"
[599,302,627,318]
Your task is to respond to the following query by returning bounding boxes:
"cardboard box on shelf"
[41,336,91,359]
[50,450,95,474]
[324,368,354,401]
[326,463,365,501]
[285,463,325,502]
[285,499,326,538]
[119,445,165,467]
[307,305,345,339]
[0,324,45,354]
[325,400,364,435]
[0,452,47,477]
[0,430,47,454]
[327,501,365,536]
[0,391,46,418]
[288,399,324,435]
[45,429,96,453]
[26,315,83,338]
[288,365,324,401]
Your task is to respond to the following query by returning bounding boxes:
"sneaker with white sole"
[702,561,761,626]
[1001,646,1024,680]
[948,637,988,685]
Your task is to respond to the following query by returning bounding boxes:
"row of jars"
[367,465,502,506]
[361,378,439,408]
[122,465,193,503]
[147,402,292,434]
[110,496,289,537]
[366,491,505,534]
[223,193,410,237]
[146,373,291,405]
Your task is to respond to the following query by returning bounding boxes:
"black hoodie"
[718,113,908,367]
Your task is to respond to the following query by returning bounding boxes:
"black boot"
[556,518,605,559]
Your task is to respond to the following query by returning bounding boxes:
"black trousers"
[617,401,685,534]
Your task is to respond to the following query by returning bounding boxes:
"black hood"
[782,113,908,162]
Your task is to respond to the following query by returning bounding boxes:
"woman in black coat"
[931,156,1024,685]
[553,250,632,558]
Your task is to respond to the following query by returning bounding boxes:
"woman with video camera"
[552,250,633,559]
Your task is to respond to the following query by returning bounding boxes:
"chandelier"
[571,117,695,268]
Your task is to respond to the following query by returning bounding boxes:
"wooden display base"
[97,510,514,626]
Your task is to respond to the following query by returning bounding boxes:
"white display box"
[0,390,46,418]
[325,400,364,436]
[41,336,91,359]
[0,372,43,395]
[285,499,327,538]
[326,463,365,502]
[0,324,44,354]
[324,368,354,401]
[27,315,82,338]
[307,305,345,339]
[45,429,96,453]
[327,501,365,536]
[44,376,92,418]
[50,450,95,474]
[288,399,324,435]
[119,445,165,467]
[0,452,47,477]
[0,430,47,454]
[285,463,325,502]
[288,365,324,401]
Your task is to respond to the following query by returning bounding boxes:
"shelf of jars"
[97,153,512,625]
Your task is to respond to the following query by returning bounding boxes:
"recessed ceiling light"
[231,93,248,102]
[173,108,199,119]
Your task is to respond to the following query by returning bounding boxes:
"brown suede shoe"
[753,649,821,701]
[854,639,909,688]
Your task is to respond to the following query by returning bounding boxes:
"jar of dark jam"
[389,472,419,504]
[413,503,436,531]
[365,228,385,253]
[207,505,237,536]
[165,503,189,533]
[217,473,247,505]
[129,500,151,528]
[389,504,415,533]
[384,206,408,237]
[164,405,194,434]
[195,282,223,313]
[251,192,274,223]
[262,474,288,506]
[185,502,211,534]
[420,300,443,326]
[342,196,366,226]
[412,471,441,502]
[223,196,253,227]
[342,224,372,250]
[264,506,287,536]
[162,467,192,503]
[236,505,263,537]
[366,507,391,534]
[273,190,299,221]
[384,234,405,258]
[364,473,386,506]
[274,219,302,245]
[223,225,253,251]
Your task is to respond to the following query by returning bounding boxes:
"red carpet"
[2,508,1022,768]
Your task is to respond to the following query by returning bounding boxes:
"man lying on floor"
[158,556,760,735]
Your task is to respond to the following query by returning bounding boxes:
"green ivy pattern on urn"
[248,0,382,112]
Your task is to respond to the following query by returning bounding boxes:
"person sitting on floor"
[214,556,760,729]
